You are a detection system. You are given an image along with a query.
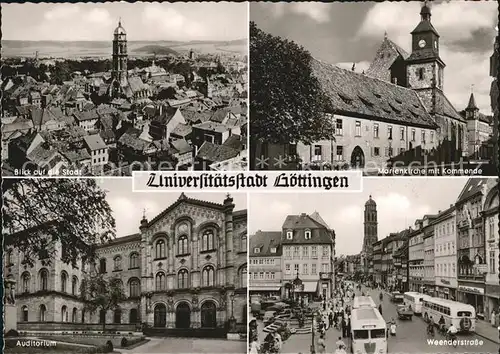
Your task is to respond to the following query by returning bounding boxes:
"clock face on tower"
[418,39,426,48]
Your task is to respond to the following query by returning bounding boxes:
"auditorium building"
[5,193,247,338]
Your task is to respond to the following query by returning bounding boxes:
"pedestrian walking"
[317,334,326,354]
[341,317,347,338]
[378,304,383,316]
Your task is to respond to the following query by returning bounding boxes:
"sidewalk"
[474,319,499,344]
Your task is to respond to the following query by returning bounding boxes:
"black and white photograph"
[2,2,248,176]
[3,178,248,353]
[248,178,499,354]
[249,1,498,176]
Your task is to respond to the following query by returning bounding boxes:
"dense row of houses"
[248,212,336,303]
[341,178,499,323]
[2,21,248,175]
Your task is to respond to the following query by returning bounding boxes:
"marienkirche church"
[259,3,494,173]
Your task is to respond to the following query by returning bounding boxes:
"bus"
[353,296,377,309]
[403,292,429,315]
[350,307,387,354]
[421,297,476,333]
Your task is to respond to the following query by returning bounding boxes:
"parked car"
[396,305,413,320]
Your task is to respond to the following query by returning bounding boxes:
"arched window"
[129,309,139,323]
[155,239,166,259]
[21,272,30,293]
[202,265,215,287]
[114,309,122,324]
[240,265,247,288]
[99,258,107,273]
[129,252,139,269]
[39,305,46,322]
[155,272,166,291]
[201,230,215,251]
[72,276,78,295]
[61,272,68,292]
[72,308,77,322]
[177,235,188,255]
[129,278,140,297]
[61,305,68,322]
[178,269,189,289]
[241,234,247,252]
[39,269,48,291]
[113,255,122,271]
[22,305,29,322]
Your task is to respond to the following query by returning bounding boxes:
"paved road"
[119,337,246,353]
[356,286,498,354]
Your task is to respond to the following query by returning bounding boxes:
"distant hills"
[133,45,180,56]
[2,39,248,58]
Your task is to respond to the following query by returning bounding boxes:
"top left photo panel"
[2,2,249,177]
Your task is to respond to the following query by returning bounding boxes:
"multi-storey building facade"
[455,178,496,318]
[409,220,425,292]
[422,215,437,296]
[433,206,458,300]
[249,231,282,296]
[372,240,383,285]
[9,193,247,338]
[393,239,409,292]
[281,213,335,302]
[483,182,499,322]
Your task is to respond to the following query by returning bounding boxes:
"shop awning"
[250,285,281,292]
[299,281,319,293]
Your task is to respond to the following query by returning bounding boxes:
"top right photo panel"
[249,1,498,176]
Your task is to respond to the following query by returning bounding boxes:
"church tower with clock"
[406,2,445,93]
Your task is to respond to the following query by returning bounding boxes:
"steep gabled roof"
[249,231,282,257]
[456,178,489,204]
[311,59,437,129]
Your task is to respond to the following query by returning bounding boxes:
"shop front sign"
[458,285,484,295]
[440,279,450,285]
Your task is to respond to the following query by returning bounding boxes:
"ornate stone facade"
[7,193,247,335]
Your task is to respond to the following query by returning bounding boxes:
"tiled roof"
[210,108,230,123]
[466,93,478,110]
[222,134,243,150]
[311,59,437,129]
[411,20,439,37]
[281,213,334,245]
[74,109,99,122]
[309,211,330,229]
[193,121,229,133]
[171,138,192,154]
[128,76,147,93]
[118,132,152,152]
[171,123,192,137]
[181,110,213,124]
[100,233,141,248]
[61,148,91,162]
[456,178,489,204]
[196,141,240,162]
[433,90,464,121]
[249,231,282,257]
[84,134,107,151]
[366,37,410,82]
[406,49,442,62]
[153,106,178,124]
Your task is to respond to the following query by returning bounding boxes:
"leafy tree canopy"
[80,273,126,331]
[250,22,334,145]
[2,179,116,267]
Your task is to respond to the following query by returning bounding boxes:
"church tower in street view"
[362,195,378,274]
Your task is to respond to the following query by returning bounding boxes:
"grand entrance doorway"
[175,302,191,329]
[154,303,166,327]
[351,146,365,168]
[201,301,217,328]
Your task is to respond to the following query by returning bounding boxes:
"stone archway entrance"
[351,146,365,168]
[154,303,166,327]
[175,302,191,329]
[201,301,217,328]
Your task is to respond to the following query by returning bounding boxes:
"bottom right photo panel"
[248,177,499,354]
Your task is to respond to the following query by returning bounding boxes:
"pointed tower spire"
[118,17,122,27]
[466,88,478,111]
[384,31,388,40]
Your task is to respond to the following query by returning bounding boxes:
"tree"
[249,22,335,167]
[80,273,126,332]
[2,179,116,267]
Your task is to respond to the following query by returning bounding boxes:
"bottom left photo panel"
[3,178,248,354]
